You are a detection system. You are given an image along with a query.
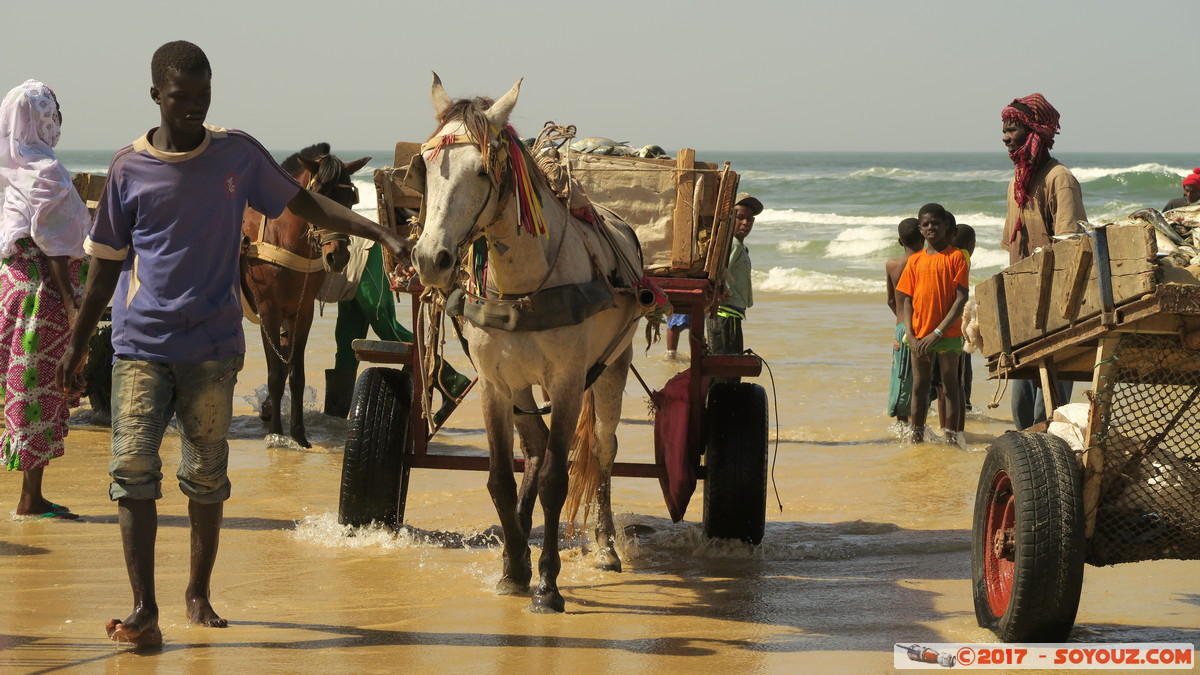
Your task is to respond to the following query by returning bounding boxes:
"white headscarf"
[0,79,88,259]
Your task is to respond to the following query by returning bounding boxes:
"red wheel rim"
[983,469,1016,617]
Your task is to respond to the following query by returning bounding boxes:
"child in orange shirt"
[895,204,969,444]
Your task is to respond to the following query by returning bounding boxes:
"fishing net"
[1088,332,1200,565]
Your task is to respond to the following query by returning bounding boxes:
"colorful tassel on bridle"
[425,134,460,162]
[504,125,547,238]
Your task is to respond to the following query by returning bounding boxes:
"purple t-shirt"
[85,126,301,362]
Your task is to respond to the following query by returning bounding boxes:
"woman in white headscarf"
[0,79,89,518]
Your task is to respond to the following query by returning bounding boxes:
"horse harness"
[241,171,358,365]
[241,174,357,274]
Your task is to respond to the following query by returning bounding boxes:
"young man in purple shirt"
[56,41,406,649]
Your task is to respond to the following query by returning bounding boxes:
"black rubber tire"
[84,324,114,422]
[703,382,769,544]
[972,431,1086,642]
[338,367,413,529]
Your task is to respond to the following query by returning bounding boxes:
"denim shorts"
[108,355,244,503]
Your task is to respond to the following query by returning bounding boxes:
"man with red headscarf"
[1000,93,1087,265]
[1164,169,1200,211]
[1000,93,1085,429]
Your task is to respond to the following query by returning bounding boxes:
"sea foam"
[754,267,884,293]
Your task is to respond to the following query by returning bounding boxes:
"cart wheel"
[972,431,1085,642]
[703,382,769,544]
[338,367,413,529]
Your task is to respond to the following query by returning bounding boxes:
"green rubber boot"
[431,364,472,428]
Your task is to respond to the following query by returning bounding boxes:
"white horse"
[411,75,644,612]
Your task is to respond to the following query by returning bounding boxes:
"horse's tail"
[563,389,599,536]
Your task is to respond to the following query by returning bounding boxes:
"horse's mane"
[433,97,495,139]
[281,142,339,184]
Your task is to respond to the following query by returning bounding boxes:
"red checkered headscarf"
[1003,93,1061,242]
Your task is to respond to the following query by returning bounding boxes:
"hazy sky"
[3,1,1194,155]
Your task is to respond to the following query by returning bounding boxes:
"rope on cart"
[987,352,1014,410]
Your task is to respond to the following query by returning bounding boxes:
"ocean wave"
[758,208,1006,230]
[778,240,814,253]
[758,208,915,227]
[968,247,1008,271]
[952,212,1005,229]
[825,226,896,258]
[754,267,884,293]
[1071,162,1187,184]
[846,166,1013,183]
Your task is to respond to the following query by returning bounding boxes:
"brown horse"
[241,142,370,448]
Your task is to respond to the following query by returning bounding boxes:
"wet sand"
[2,294,1198,674]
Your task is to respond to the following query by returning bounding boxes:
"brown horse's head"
[285,142,371,274]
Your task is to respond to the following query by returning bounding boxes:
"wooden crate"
[372,142,425,235]
[977,223,1158,359]
[72,173,106,217]
[564,150,738,279]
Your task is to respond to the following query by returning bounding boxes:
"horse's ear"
[485,78,522,129]
[431,72,452,118]
[346,157,372,175]
[297,156,319,177]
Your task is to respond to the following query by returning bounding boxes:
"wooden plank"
[352,338,412,365]
[1038,358,1062,413]
[671,149,696,271]
[1061,244,1093,321]
[704,163,738,283]
[1034,248,1055,330]
[1083,336,1119,538]
[975,276,1001,358]
[392,141,422,166]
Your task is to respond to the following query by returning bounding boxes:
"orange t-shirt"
[895,246,969,339]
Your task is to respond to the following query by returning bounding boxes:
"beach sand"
[2,293,1198,674]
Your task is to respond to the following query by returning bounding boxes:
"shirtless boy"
[885,217,922,422]
[56,41,407,648]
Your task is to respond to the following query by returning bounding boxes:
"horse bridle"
[306,162,359,249]
[415,132,516,271]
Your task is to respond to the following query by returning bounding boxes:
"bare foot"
[106,610,162,649]
[186,595,227,627]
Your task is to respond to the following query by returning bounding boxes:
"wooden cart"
[971,219,1200,641]
[336,141,770,543]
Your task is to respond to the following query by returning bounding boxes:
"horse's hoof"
[293,435,311,449]
[529,591,565,613]
[596,558,622,573]
[496,577,530,596]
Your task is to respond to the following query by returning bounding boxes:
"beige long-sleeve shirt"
[1001,158,1087,265]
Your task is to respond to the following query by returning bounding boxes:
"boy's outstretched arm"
[287,189,411,267]
[56,257,122,396]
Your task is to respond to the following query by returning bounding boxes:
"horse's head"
[293,145,371,274]
[411,73,522,290]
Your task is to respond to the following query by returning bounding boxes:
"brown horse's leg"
[589,347,631,573]
[259,321,287,438]
[481,382,530,595]
[287,300,317,448]
[512,388,547,538]
[530,386,582,613]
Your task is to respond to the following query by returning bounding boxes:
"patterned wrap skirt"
[0,239,85,472]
